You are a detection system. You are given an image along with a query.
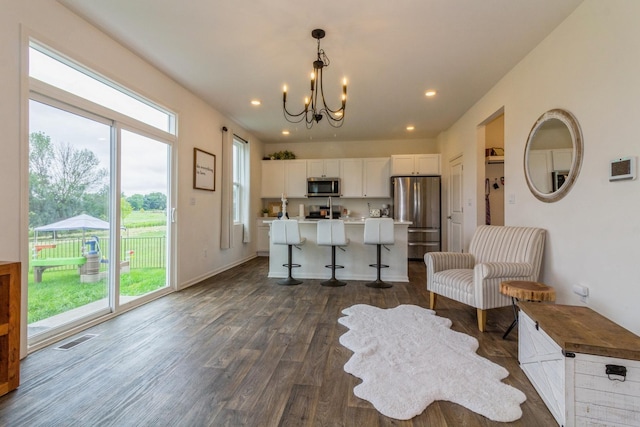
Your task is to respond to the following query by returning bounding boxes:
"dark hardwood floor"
[0,257,555,426]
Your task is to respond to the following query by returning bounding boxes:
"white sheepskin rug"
[338,304,526,422]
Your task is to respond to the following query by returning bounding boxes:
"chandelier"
[282,29,347,128]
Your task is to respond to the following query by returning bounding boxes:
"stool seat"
[317,220,349,287]
[363,218,395,288]
[272,219,305,286]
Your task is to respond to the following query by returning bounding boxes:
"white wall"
[439,0,640,335]
[1,0,264,351]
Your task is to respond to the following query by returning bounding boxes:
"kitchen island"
[266,218,411,283]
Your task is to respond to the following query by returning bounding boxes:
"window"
[232,136,249,224]
[29,43,175,135]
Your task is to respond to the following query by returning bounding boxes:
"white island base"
[267,219,411,283]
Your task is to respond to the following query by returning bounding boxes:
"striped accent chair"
[424,225,546,332]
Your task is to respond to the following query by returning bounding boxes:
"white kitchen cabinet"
[339,158,389,198]
[261,159,307,198]
[340,158,364,197]
[391,154,440,176]
[363,157,391,197]
[286,160,308,197]
[518,302,640,427]
[307,159,340,178]
[256,218,270,256]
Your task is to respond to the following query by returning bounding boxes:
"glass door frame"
[26,91,177,352]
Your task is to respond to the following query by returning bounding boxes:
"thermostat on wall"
[609,156,636,181]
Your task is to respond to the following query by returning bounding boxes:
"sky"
[28,46,170,196]
[29,100,169,196]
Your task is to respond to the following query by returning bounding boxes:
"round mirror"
[524,109,583,202]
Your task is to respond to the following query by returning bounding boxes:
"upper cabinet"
[391,154,441,176]
[339,158,364,197]
[339,158,390,198]
[261,157,391,199]
[307,159,340,178]
[261,160,307,198]
[363,158,391,197]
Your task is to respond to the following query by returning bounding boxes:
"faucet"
[327,196,332,219]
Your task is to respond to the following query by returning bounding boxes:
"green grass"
[123,210,166,229]
[28,267,166,323]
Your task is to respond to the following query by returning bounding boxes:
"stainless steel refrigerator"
[392,176,441,260]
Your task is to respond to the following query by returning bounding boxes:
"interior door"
[448,155,464,253]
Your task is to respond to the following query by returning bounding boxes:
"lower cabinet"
[518,303,640,427]
[256,219,270,256]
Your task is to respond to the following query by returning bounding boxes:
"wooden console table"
[518,302,640,426]
[0,261,20,396]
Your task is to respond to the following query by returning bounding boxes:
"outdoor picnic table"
[31,256,86,283]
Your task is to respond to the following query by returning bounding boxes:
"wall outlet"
[573,284,589,302]
[203,248,208,258]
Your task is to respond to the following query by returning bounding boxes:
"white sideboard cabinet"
[518,302,640,427]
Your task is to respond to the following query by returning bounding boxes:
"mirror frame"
[524,108,583,203]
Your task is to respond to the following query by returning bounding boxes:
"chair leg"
[429,292,437,310]
[278,244,302,286]
[477,308,487,332]
[366,244,392,288]
[321,246,346,287]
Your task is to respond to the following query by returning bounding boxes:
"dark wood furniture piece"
[0,261,20,396]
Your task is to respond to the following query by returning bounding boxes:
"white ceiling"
[59,0,583,144]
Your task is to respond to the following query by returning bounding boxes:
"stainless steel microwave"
[307,177,340,197]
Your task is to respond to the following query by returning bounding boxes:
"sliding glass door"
[28,100,112,337]
[119,129,170,306]
[27,41,176,347]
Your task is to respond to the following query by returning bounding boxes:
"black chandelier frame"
[283,29,347,128]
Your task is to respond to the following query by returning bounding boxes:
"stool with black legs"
[317,219,350,287]
[363,218,395,288]
[271,219,306,286]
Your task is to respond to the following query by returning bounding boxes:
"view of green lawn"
[28,210,168,324]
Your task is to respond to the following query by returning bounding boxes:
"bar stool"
[364,218,395,288]
[271,219,306,286]
[317,219,350,287]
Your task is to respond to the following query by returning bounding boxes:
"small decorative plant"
[267,150,296,160]
[261,207,269,217]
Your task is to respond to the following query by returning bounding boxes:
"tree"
[29,132,108,227]
[126,194,145,211]
[143,192,167,211]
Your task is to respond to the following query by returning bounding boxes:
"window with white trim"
[232,136,249,224]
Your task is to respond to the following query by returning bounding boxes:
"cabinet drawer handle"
[606,364,627,382]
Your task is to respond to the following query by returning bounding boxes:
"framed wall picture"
[193,148,216,191]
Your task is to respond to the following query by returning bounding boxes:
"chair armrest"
[475,262,534,279]
[424,252,475,273]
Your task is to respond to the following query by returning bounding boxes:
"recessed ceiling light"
[251,99,261,106]
[406,126,415,131]
[282,130,290,135]
[425,90,437,97]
